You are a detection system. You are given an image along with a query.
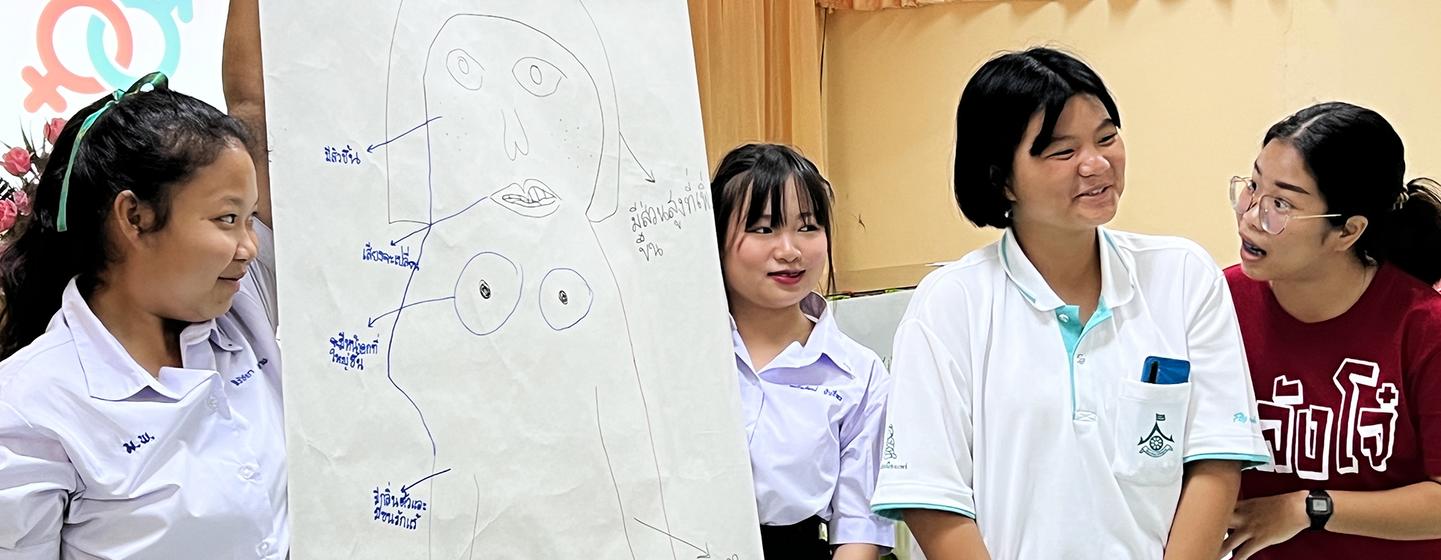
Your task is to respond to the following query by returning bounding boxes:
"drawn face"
[424,15,603,221]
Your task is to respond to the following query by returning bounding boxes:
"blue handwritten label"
[122,432,157,454]
[372,483,428,531]
[328,332,380,372]
[362,243,421,271]
[323,144,362,165]
[230,370,255,387]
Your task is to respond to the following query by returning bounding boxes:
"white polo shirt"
[0,221,287,559]
[735,293,895,548]
[871,228,1269,558]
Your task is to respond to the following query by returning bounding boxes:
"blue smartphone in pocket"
[1142,356,1191,385]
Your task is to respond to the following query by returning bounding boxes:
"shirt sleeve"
[828,358,896,548]
[1404,301,1441,478]
[870,316,977,521]
[0,402,76,559]
[241,217,279,331]
[1181,271,1271,467]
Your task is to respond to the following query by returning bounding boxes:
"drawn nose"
[502,108,529,161]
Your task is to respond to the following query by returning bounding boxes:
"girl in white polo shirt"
[711,143,895,559]
[0,4,283,556]
[870,48,1270,559]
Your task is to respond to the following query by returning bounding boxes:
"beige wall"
[823,0,1441,289]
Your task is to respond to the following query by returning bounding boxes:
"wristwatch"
[1306,489,1333,531]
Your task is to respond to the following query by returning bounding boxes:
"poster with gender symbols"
[0,0,227,147]
[261,1,763,558]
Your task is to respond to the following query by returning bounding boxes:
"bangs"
[732,169,830,231]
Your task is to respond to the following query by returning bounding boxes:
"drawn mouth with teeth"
[492,178,561,218]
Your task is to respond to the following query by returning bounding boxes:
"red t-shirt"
[1227,263,1441,558]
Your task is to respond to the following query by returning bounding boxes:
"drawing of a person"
[375,2,675,558]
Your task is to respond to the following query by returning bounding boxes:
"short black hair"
[952,47,1121,229]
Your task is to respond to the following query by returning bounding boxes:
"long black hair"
[0,85,251,359]
[1264,102,1441,285]
[710,143,836,293]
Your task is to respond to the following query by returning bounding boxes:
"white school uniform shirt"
[0,220,286,560]
[734,293,896,548]
[871,228,1269,559]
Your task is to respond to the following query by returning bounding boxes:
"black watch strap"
[1306,489,1333,531]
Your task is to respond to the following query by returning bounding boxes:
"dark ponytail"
[0,85,250,359]
[1380,178,1441,285]
[1263,101,1441,285]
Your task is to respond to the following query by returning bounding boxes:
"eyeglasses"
[1228,176,1341,235]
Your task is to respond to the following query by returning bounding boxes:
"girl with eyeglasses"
[1223,102,1441,560]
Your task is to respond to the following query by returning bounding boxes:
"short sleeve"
[828,359,895,547]
[1180,272,1271,468]
[241,217,279,330]
[870,316,978,521]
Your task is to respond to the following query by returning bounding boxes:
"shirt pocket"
[1112,378,1191,486]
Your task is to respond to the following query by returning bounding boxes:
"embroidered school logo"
[1138,413,1175,458]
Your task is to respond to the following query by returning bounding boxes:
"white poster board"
[261,1,761,558]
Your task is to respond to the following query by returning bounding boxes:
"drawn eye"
[539,268,592,331]
[447,49,484,91]
[512,57,566,97]
[453,252,521,336]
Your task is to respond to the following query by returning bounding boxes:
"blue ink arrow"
[368,116,442,153]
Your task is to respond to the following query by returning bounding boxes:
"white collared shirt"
[0,221,287,560]
[734,293,895,548]
[872,228,1269,559]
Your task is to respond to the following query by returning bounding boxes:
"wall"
[823,0,1441,289]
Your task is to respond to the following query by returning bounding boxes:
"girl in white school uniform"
[869,48,1270,559]
[710,144,895,559]
[0,2,282,557]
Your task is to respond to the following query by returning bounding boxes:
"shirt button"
[207,397,219,411]
[1058,314,1071,323]
[238,465,257,480]
[256,539,272,555]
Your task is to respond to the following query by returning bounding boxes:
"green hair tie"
[57,71,170,232]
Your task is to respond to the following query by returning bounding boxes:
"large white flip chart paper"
[261,2,761,557]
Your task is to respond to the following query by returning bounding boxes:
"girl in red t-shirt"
[1222,102,1441,559]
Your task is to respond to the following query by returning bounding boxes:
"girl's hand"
[1222,490,1308,560]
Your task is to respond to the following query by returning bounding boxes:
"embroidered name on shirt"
[788,384,843,402]
[122,432,157,454]
[230,369,256,387]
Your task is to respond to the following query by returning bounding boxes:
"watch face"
[1309,497,1331,513]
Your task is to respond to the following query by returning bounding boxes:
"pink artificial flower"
[11,189,29,215]
[2,147,30,177]
[44,117,67,145]
[0,200,17,233]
